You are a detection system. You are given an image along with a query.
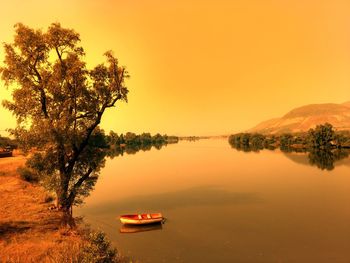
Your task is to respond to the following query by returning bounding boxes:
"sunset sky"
[1,0,349,136]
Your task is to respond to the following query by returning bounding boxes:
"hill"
[248,101,350,134]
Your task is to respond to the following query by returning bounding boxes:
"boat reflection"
[119,223,163,234]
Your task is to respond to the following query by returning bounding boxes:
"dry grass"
[0,154,26,177]
[0,156,83,262]
[0,155,129,263]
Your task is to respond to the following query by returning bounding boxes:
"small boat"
[119,213,164,225]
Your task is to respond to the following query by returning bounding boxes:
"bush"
[17,166,40,183]
[48,226,129,263]
[79,230,119,262]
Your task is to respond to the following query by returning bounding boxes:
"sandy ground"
[0,156,81,262]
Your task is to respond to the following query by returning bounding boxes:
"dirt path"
[0,156,80,262]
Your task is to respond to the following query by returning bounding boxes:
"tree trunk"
[58,200,75,227]
[57,172,76,227]
[61,209,76,228]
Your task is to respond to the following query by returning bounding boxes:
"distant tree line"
[106,131,178,146]
[228,123,350,152]
[104,131,179,158]
[228,123,350,171]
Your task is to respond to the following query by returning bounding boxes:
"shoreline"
[0,155,79,261]
[0,155,124,262]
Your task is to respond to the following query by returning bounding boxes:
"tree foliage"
[228,123,347,152]
[106,131,178,146]
[307,123,334,148]
[0,23,129,213]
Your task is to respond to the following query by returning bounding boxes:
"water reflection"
[120,223,163,234]
[283,149,350,171]
[230,144,350,170]
[307,149,350,170]
[106,143,169,158]
[232,144,267,152]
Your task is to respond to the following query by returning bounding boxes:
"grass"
[17,166,40,183]
[47,226,131,263]
[0,155,129,263]
[0,154,26,177]
[0,157,63,261]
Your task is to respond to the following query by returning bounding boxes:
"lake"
[76,138,350,263]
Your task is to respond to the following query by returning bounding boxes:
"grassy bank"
[0,155,126,262]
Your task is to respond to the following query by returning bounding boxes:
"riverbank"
[0,155,77,261]
[0,155,123,262]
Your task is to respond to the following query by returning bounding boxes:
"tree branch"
[66,91,122,174]
[55,47,63,63]
[32,55,49,119]
[67,167,93,206]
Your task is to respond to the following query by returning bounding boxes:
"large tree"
[0,23,129,218]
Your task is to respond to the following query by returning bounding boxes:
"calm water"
[76,139,350,263]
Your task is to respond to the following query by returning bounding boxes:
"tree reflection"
[233,143,263,153]
[105,141,169,159]
[308,149,350,171]
[230,143,350,171]
[47,139,174,221]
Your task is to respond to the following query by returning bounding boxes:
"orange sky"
[1,0,350,136]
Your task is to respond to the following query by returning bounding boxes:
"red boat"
[119,213,163,225]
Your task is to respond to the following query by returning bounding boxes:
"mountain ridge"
[247,101,350,134]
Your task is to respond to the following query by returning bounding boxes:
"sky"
[0,0,349,136]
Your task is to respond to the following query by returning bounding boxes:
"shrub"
[79,230,119,262]
[48,226,129,263]
[17,166,40,183]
